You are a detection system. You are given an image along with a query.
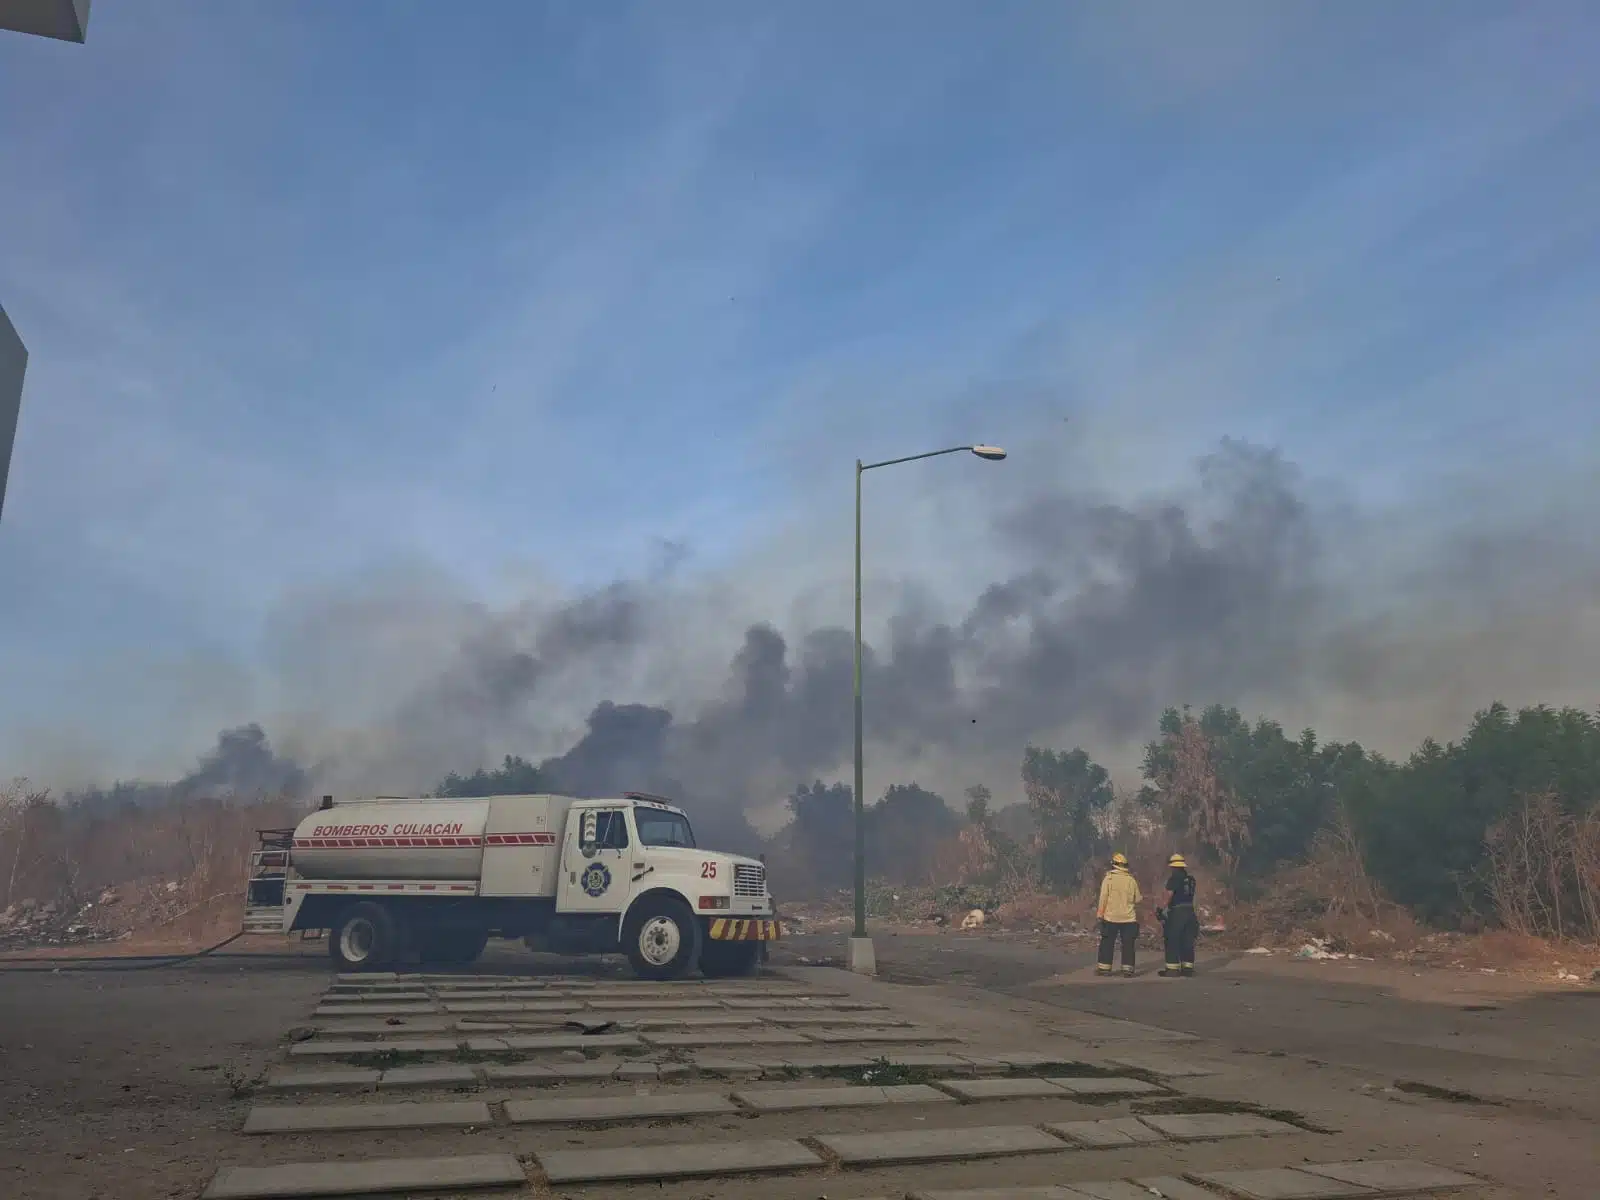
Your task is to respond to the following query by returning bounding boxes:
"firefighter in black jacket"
[1157,853,1199,977]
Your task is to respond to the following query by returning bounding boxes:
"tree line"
[4,699,1594,942]
[689,701,1600,937]
[430,699,1600,938]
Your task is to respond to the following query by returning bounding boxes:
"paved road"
[776,932,1600,1123]
[0,939,1565,1198]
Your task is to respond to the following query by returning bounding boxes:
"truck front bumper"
[707,917,783,941]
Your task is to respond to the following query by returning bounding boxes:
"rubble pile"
[0,894,121,950]
[0,879,193,951]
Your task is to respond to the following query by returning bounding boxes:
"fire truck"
[244,791,779,979]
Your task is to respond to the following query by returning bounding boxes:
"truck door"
[557,805,631,916]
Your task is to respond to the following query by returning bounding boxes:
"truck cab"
[546,793,776,979]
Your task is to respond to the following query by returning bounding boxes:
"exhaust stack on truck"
[244,791,778,980]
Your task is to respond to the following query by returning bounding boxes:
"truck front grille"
[733,863,767,898]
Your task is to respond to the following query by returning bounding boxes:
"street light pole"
[854,459,867,944]
[848,443,1007,976]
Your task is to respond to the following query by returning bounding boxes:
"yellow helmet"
[1110,852,1129,868]
[1168,853,1187,868]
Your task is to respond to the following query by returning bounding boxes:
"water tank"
[289,799,491,881]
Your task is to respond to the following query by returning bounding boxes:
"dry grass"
[0,779,305,947]
[992,890,1090,928]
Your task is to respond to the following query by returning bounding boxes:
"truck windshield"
[634,809,696,848]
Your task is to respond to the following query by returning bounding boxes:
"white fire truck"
[244,791,780,979]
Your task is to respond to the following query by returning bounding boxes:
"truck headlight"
[697,896,731,910]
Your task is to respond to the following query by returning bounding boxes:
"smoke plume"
[68,723,306,813]
[52,437,1600,847]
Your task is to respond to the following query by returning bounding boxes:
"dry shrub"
[1484,792,1600,942]
[1,778,55,908]
[1449,929,1573,968]
[928,826,995,887]
[1222,804,1414,952]
[0,780,304,942]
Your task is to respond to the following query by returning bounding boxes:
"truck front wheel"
[329,901,400,971]
[623,896,700,981]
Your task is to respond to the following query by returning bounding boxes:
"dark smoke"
[65,437,1599,846]
[374,582,647,788]
[66,723,307,812]
[385,439,1333,844]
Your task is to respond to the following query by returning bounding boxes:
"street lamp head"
[971,445,1007,461]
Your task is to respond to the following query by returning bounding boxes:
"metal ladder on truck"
[243,829,321,939]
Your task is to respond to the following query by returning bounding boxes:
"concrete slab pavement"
[1044,1118,1167,1148]
[507,1090,736,1123]
[1297,1160,1481,1191]
[241,1099,491,1134]
[937,1077,1071,1100]
[733,1083,954,1111]
[1139,1113,1303,1141]
[1186,1167,1379,1198]
[376,1063,478,1088]
[536,1137,824,1184]
[1047,1076,1161,1096]
[817,1124,1067,1166]
[181,964,1515,1200]
[202,1153,524,1198]
[288,1037,460,1058]
[262,1066,380,1092]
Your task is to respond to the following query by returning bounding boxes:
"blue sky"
[2,2,1598,786]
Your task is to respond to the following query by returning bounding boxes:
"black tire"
[622,895,701,981]
[415,927,489,965]
[328,901,400,971]
[699,939,760,978]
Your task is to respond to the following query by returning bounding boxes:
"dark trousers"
[1096,921,1137,972]
[1164,905,1198,971]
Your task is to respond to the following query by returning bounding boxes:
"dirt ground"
[0,948,328,1200]
[774,929,1600,1123]
[0,932,1595,1199]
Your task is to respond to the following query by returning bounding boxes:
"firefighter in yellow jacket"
[1095,852,1142,977]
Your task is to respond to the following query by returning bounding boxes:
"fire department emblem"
[580,862,612,898]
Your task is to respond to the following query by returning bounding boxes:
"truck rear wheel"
[329,901,400,971]
[699,939,760,978]
[415,927,489,966]
[623,896,700,981]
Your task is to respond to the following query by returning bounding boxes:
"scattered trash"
[1244,946,1273,955]
[0,879,201,950]
[1295,939,1339,960]
[960,908,986,931]
[1368,929,1395,942]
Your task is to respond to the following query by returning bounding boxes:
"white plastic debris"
[1295,938,1339,960]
